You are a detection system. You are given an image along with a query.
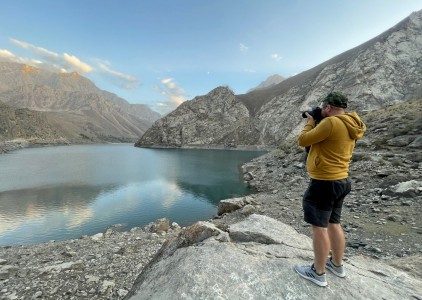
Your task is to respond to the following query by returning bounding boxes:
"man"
[294,92,366,287]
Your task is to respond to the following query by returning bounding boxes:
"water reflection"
[0,145,265,245]
[0,184,117,244]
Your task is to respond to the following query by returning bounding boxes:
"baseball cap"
[322,92,348,108]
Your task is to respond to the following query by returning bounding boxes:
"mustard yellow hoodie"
[298,112,366,180]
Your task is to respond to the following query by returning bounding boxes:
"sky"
[0,1,421,114]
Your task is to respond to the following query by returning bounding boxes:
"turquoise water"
[0,144,265,246]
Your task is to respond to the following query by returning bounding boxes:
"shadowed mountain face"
[0,62,160,143]
[137,10,422,148]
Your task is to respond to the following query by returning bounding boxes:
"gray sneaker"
[294,264,327,287]
[326,257,346,278]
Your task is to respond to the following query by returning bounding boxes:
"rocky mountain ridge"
[136,9,422,148]
[0,61,160,145]
[135,86,254,148]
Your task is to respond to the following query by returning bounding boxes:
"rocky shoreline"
[0,219,182,300]
[0,140,30,154]
[1,134,421,299]
[0,139,72,155]
[234,143,422,260]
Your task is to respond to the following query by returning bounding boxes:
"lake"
[0,144,265,246]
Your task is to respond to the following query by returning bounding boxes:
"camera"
[301,107,323,123]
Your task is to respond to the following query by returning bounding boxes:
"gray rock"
[387,214,403,222]
[91,233,104,241]
[229,214,312,249]
[386,180,422,197]
[218,197,246,215]
[408,135,422,148]
[147,218,169,234]
[240,204,256,215]
[126,215,421,299]
[387,135,416,147]
[99,280,115,295]
[0,265,18,280]
[31,291,42,299]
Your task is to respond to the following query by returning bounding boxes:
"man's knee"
[328,223,343,231]
[311,225,328,234]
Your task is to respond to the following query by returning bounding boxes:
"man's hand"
[305,112,314,121]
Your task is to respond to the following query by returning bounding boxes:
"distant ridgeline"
[136,10,422,149]
[0,61,161,144]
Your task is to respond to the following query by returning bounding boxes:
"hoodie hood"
[335,112,366,140]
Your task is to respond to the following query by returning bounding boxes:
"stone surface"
[218,197,246,215]
[126,215,421,300]
[0,220,181,300]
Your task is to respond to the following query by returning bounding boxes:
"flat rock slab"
[126,214,421,299]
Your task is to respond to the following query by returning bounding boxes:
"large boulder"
[125,214,421,299]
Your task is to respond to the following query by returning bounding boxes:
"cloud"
[0,49,16,59]
[8,38,93,74]
[271,53,282,61]
[63,53,93,73]
[243,68,256,73]
[0,48,43,66]
[153,78,186,114]
[11,38,61,66]
[239,43,249,52]
[97,62,140,90]
[4,38,140,91]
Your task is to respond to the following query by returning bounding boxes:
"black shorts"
[302,178,351,228]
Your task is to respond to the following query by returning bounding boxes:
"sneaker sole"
[295,268,328,287]
[326,265,346,278]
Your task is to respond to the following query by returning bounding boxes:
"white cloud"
[161,78,176,89]
[0,49,16,59]
[243,68,256,73]
[63,53,93,73]
[271,53,282,61]
[240,43,249,52]
[0,48,37,65]
[11,38,60,64]
[153,78,186,114]
[5,38,141,91]
[8,38,93,74]
[97,62,140,90]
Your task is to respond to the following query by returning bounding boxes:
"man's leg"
[327,223,345,266]
[312,225,330,274]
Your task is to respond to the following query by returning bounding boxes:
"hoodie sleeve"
[298,118,333,147]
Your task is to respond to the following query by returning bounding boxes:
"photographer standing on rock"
[294,92,366,287]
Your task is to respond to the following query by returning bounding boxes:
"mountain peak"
[21,64,39,74]
[248,74,285,93]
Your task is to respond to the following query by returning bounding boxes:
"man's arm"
[298,118,332,147]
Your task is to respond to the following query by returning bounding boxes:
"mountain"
[136,10,422,148]
[0,101,62,141]
[247,74,285,93]
[135,86,252,148]
[0,62,160,144]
